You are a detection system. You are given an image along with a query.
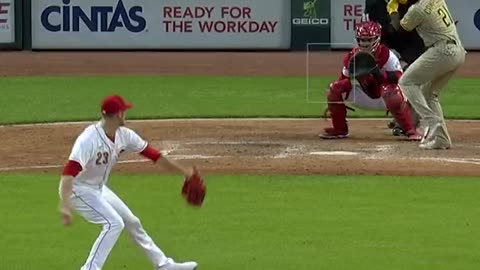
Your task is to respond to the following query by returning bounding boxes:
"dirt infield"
[1,52,479,176]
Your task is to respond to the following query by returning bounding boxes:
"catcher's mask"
[355,21,382,54]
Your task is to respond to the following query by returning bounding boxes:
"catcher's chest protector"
[347,48,390,99]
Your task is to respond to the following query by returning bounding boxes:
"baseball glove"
[348,51,381,79]
[181,167,206,207]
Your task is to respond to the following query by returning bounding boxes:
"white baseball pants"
[399,42,466,146]
[71,185,170,270]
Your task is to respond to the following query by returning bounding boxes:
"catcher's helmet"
[355,21,382,54]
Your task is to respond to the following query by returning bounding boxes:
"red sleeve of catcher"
[140,145,162,162]
[62,160,83,177]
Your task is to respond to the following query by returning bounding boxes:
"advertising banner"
[330,0,364,49]
[0,0,14,43]
[290,0,331,50]
[31,0,291,49]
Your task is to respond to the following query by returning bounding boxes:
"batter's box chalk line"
[272,145,306,159]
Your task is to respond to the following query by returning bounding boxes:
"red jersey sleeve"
[140,144,162,163]
[62,160,83,177]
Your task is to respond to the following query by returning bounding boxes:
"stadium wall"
[2,0,480,51]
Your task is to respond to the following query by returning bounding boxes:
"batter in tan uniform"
[389,0,466,149]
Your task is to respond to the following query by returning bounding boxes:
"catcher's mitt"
[348,51,381,79]
[181,167,206,207]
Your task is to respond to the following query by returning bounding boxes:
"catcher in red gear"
[320,21,421,140]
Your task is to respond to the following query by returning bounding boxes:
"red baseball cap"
[101,95,133,114]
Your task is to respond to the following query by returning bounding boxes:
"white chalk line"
[310,151,359,156]
[1,140,479,172]
[1,154,476,172]
[1,118,480,128]
[0,164,64,171]
[184,140,282,146]
[0,139,233,172]
[364,144,480,166]
[273,145,306,159]
[0,154,224,172]
[366,155,480,166]
[418,157,480,165]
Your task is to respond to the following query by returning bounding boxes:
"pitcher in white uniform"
[59,95,198,270]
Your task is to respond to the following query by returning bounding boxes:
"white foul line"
[419,157,480,166]
[0,155,223,172]
[1,118,480,129]
[0,164,64,172]
[1,154,478,173]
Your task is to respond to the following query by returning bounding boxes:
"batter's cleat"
[158,261,198,270]
[319,127,349,139]
[419,124,450,149]
[419,125,431,144]
[419,138,451,150]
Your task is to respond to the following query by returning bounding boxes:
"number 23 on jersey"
[96,152,109,165]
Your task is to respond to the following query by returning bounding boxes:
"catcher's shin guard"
[381,84,418,138]
[325,81,349,134]
[320,80,350,139]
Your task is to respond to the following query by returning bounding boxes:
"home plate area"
[1,118,477,177]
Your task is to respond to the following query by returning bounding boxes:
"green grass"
[2,173,480,270]
[0,75,479,124]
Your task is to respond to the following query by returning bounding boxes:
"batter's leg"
[71,188,125,270]
[102,186,170,269]
[421,71,456,145]
[399,47,449,129]
[419,44,465,148]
